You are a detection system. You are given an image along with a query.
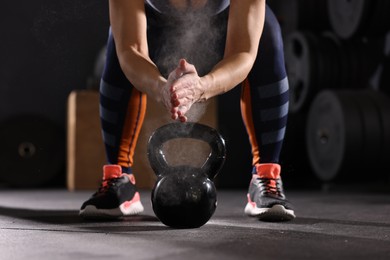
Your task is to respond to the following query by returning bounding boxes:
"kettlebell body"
[148,122,226,228]
[151,165,217,228]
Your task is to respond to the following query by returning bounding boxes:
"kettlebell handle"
[147,122,226,179]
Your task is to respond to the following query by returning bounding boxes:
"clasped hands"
[161,59,205,122]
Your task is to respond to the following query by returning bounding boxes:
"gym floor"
[1,187,389,259]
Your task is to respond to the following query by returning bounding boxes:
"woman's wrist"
[155,76,169,104]
[199,75,212,101]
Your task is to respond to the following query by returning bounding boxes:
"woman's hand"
[159,59,185,119]
[159,76,175,116]
[169,59,205,122]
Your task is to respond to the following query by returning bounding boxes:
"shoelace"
[258,177,282,197]
[96,178,120,194]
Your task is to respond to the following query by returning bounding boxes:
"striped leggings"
[99,5,289,174]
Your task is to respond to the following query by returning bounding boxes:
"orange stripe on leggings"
[118,89,147,168]
[240,78,260,165]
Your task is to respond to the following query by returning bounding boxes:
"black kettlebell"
[147,122,226,228]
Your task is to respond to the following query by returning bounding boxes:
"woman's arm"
[109,0,169,105]
[202,0,266,99]
[171,0,266,121]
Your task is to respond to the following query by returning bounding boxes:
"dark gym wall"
[0,0,109,187]
[0,0,109,126]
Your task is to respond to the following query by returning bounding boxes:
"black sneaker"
[79,165,144,218]
[244,163,295,221]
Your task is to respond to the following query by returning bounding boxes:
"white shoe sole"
[244,203,295,221]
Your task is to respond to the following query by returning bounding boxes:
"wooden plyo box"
[67,90,105,190]
[67,90,217,190]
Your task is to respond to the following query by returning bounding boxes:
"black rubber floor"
[0,188,389,259]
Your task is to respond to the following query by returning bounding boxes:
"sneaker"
[244,163,295,221]
[79,164,144,218]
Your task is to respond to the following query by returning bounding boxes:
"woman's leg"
[100,31,147,174]
[79,30,147,218]
[241,5,289,166]
[241,5,295,221]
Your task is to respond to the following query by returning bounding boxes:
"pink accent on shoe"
[123,192,141,209]
[255,163,281,179]
[247,194,256,208]
[126,174,136,185]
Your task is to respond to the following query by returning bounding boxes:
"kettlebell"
[147,122,226,228]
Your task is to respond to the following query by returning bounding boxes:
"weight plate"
[285,31,319,113]
[306,90,364,181]
[351,90,383,164]
[327,0,371,39]
[0,115,65,187]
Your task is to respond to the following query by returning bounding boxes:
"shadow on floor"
[0,206,170,232]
